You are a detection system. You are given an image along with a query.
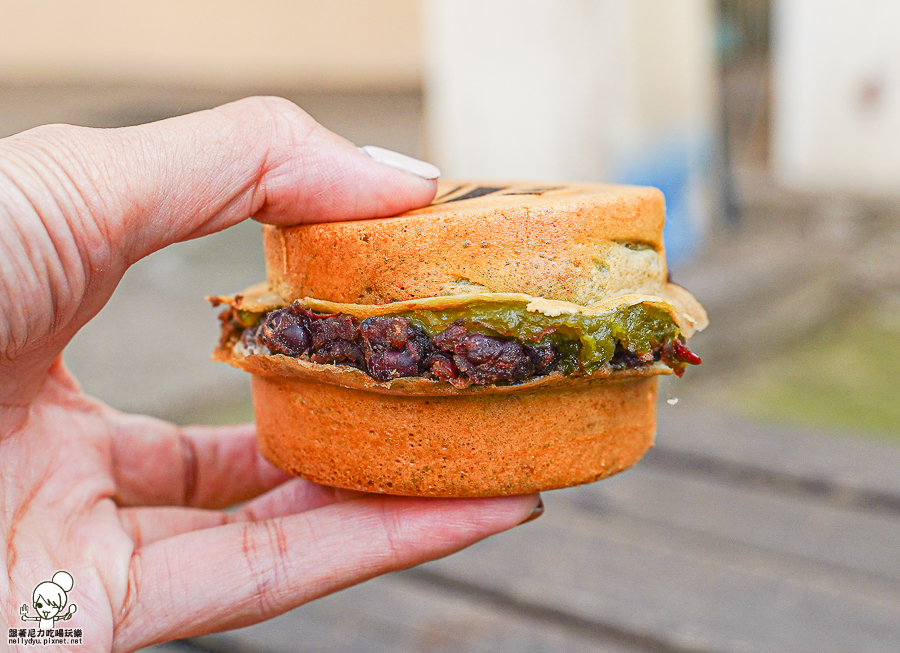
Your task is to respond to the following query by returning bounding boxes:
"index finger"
[113,493,540,651]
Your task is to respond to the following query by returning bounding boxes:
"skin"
[0,97,539,652]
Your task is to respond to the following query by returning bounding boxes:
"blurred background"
[4,1,900,651]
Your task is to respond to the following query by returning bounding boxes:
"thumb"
[1,95,438,267]
[0,96,438,397]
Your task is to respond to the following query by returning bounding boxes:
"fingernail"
[521,496,544,524]
[359,145,441,180]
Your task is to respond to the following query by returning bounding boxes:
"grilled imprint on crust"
[216,301,701,389]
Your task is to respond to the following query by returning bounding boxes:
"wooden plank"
[180,572,645,653]
[654,402,900,505]
[564,464,900,586]
[416,492,900,653]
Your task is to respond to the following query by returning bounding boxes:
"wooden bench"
[144,404,900,652]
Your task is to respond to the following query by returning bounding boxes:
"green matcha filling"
[401,301,679,374]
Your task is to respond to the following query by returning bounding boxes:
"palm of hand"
[5,360,534,651]
[4,359,294,649]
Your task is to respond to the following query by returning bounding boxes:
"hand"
[0,97,540,651]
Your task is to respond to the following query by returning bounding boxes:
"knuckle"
[177,430,200,506]
[117,550,143,628]
[229,96,315,135]
[239,520,291,618]
[377,504,409,565]
[19,122,83,145]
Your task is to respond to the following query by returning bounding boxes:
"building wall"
[772,0,900,194]
[422,0,717,263]
[0,0,421,88]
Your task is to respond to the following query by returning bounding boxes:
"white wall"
[773,0,900,194]
[422,0,716,263]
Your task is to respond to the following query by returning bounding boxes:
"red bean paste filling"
[218,304,700,387]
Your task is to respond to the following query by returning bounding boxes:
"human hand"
[0,97,540,651]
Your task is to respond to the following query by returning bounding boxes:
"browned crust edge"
[214,344,671,397]
[252,374,658,497]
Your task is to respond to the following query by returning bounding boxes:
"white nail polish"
[359,145,441,180]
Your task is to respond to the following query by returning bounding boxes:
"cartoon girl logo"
[20,570,77,630]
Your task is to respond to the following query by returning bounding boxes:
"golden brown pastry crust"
[252,374,657,497]
[264,181,667,306]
